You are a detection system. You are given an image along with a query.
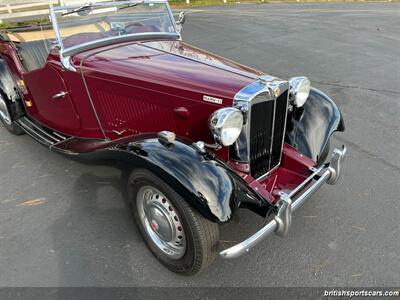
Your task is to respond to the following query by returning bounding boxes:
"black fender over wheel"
[286,88,344,162]
[0,57,25,135]
[127,169,220,275]
[0,91,24,135]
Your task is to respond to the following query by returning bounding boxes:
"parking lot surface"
[0,3,399,287]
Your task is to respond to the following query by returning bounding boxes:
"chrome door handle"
[52,91,67,100]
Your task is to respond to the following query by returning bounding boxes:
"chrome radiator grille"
[249,90,289,178]
[249,100,274,178]
[231,78,289,179]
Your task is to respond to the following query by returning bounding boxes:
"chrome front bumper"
[219,145,347,259]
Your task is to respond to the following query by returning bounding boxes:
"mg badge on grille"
[273,87,281,97]
[203,95,223,104]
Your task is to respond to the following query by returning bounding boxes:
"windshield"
[51,0,177,51]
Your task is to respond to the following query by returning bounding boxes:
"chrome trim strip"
[268,95,277,171]
[52,131,68,140]
[219,146,347,259]
[79,55,108,140]
[52,0,168,11]
[166,2,180,38]
[268,80,289,173]
[62,33,180,57]
[49,4,64,49]
[17,119,55,145]
[277,90,290,170]
[21,117,61,143]
[50,136,74,150]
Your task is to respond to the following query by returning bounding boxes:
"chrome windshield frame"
[49,0,179,60]
[61,32,180,57]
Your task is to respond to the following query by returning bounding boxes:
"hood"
[74,40,263,143]
[77,40,262,103]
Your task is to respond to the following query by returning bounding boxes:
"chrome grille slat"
[268,96,277,171]
[249,100,274,178]
[270,90,289,169]
[249,90,288,178]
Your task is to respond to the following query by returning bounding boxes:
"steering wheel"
[124,22,145,34]
[110,23,128,36]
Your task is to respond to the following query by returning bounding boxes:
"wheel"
[127,169,220,275]
[317,140,330,167]
[0,92,24,135]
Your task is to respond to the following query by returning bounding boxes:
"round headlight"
[289,76,311,107]
[209,107,243,146]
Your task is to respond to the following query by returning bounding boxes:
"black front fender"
[286,87,345,162]
[74,138,272,223]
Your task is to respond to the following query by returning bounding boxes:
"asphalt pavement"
[0,3,399,287]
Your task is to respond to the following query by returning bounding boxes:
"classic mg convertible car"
[0,0,346,274]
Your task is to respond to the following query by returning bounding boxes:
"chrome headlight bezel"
[289,76,311,107]
[209,107,243,147]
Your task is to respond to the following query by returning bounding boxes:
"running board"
[16,117,70,147]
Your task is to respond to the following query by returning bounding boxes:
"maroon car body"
[0,1,346,275]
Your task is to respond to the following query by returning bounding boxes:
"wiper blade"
[61,4,93,17]
[118,1,144,11]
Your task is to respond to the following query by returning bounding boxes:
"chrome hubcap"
[0,94,12,125]
[137,186,186,259]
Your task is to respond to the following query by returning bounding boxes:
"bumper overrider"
[219,145,347,259]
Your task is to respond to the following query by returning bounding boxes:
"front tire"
[0,92,24,135]
[127,169,219,275]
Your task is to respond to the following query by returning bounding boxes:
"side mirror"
[177,11,186,24]
[175,11,186,33]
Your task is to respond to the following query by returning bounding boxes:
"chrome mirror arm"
[175,11,186,34]
[176,23,183,34]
